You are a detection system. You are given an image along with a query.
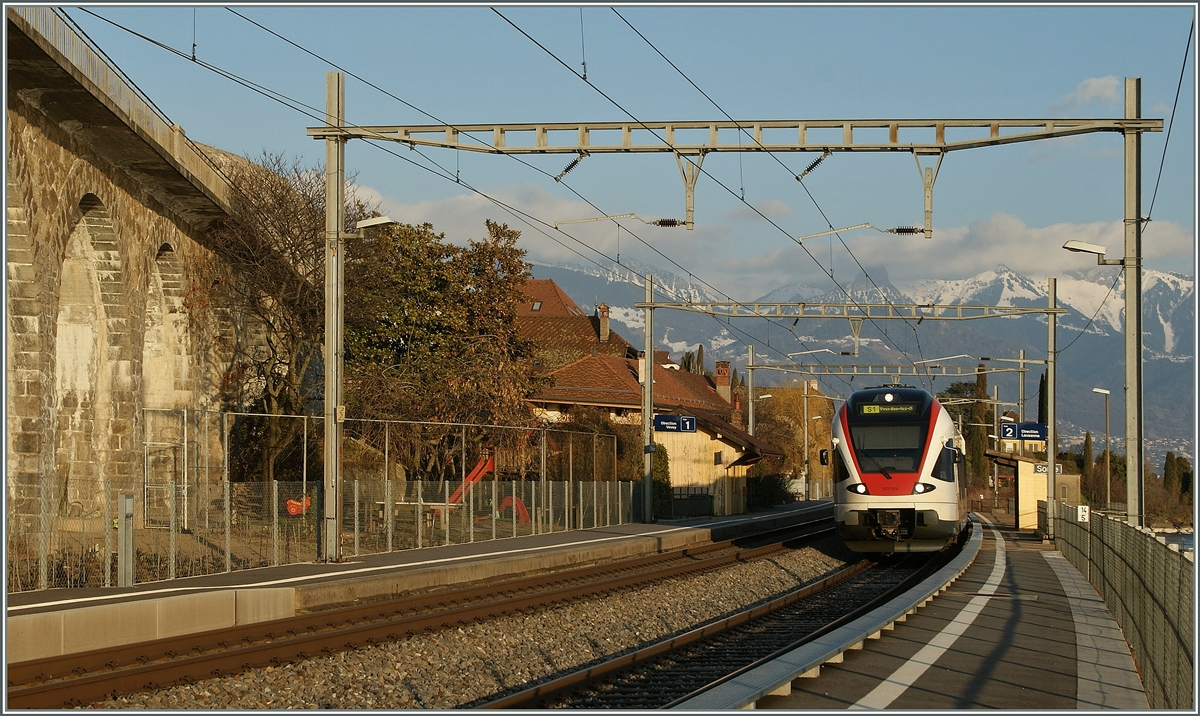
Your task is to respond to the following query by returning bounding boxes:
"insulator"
[889,226,922,234]
[554,153,587,182]
[652,218,683,227]
[795,150,831,181]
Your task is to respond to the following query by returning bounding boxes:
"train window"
[832,448,850,482]
[931,445,957,482]
[850,425,923,472]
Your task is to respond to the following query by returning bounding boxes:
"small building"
[988,450,1081,529]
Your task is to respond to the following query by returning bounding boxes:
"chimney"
[715,361,731,402]
[597,303,610,343]
[731,392,743,428]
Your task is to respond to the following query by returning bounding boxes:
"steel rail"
[476,558,873,709]
[478,535,964,709]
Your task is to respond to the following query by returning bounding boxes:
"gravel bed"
[87,536,859,709]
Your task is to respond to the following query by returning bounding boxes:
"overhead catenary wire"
[493,8,928,373]
[222,8,774,334]
[72,6,854,390]
[610,9,935,387]
[518,8,933,388]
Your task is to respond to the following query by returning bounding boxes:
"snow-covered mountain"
[531,260,1195,467]
[898,264,1194,357]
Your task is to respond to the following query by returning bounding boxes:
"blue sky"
[62,3,1196,299]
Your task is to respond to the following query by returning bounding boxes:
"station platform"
[6,501,829,664]
[757,512,1148,710]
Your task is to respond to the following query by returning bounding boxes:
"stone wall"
[5,92,233,530]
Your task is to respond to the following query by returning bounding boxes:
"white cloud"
[846,213,1193,284]
[355,182,1193,301]
[1051,76,1121,114]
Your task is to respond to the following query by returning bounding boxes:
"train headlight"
[912,483,936,494]
[846,483,869,495]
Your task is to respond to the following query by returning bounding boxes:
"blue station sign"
[1000,422,1046,440]
[653,415,696,433]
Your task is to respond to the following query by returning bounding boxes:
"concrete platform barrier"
[6,588,294,663]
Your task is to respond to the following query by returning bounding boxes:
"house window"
[531,301,542,311]
[714,451,723,465]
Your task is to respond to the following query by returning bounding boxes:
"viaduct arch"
[6,8,239,537]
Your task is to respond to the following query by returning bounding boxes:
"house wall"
[657,428,747,516]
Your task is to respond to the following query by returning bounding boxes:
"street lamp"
[1093,387,1111,509]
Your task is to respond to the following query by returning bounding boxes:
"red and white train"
[828,386,970,553]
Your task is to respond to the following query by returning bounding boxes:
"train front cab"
[831,389,968,553]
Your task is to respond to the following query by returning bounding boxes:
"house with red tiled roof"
[526,351,780,515]
[517,279,635,374]
[516,278,781,515]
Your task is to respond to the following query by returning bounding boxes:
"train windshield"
[849,424,924,473]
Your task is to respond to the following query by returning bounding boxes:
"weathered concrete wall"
[5,75,232,532]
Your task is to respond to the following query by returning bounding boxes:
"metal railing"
[1050,501,1194,710]
[5,409,623,592]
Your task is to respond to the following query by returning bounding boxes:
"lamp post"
[1093,387,1111,509]
[320,67,399,562]
[1060,77,1145,527]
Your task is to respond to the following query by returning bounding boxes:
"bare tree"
[203,151,371,483]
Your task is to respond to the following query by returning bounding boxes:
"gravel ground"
[87,536,859,710]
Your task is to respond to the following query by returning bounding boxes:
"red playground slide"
[449,452,494,504]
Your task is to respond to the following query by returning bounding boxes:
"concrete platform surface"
[756,514,1148,710]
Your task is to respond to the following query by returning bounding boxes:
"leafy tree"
[968,366,990,486]
[696,344,706,375]
[936,381,976,431]
[342,220,540,428]
[652,441,672,519]
[1037,372,1048,425]
[1082,432,1093,482]
[1163,451,1179,496]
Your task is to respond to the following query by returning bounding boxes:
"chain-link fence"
[1051,502,1194,710]
[6,411,623,593]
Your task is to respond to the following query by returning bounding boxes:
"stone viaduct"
[6,7,243,535]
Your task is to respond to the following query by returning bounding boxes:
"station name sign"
[653,415,696,433]
[1034,463,1064,474]
[999,422,1047,440]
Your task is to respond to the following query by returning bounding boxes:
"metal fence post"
[117,493,135,587]
[385,477,393,552]
[416,482,423,549]
[223,413,231,572]
[272,479,279,567]
[530,479,538,535]
[491,478,497,541]
[169,474,177,580]
[568,436,574,530]
[354,478,360,557]
[444,480,450,545]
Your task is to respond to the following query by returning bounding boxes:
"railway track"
[6,515,831,709]
[474,543,960,709]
